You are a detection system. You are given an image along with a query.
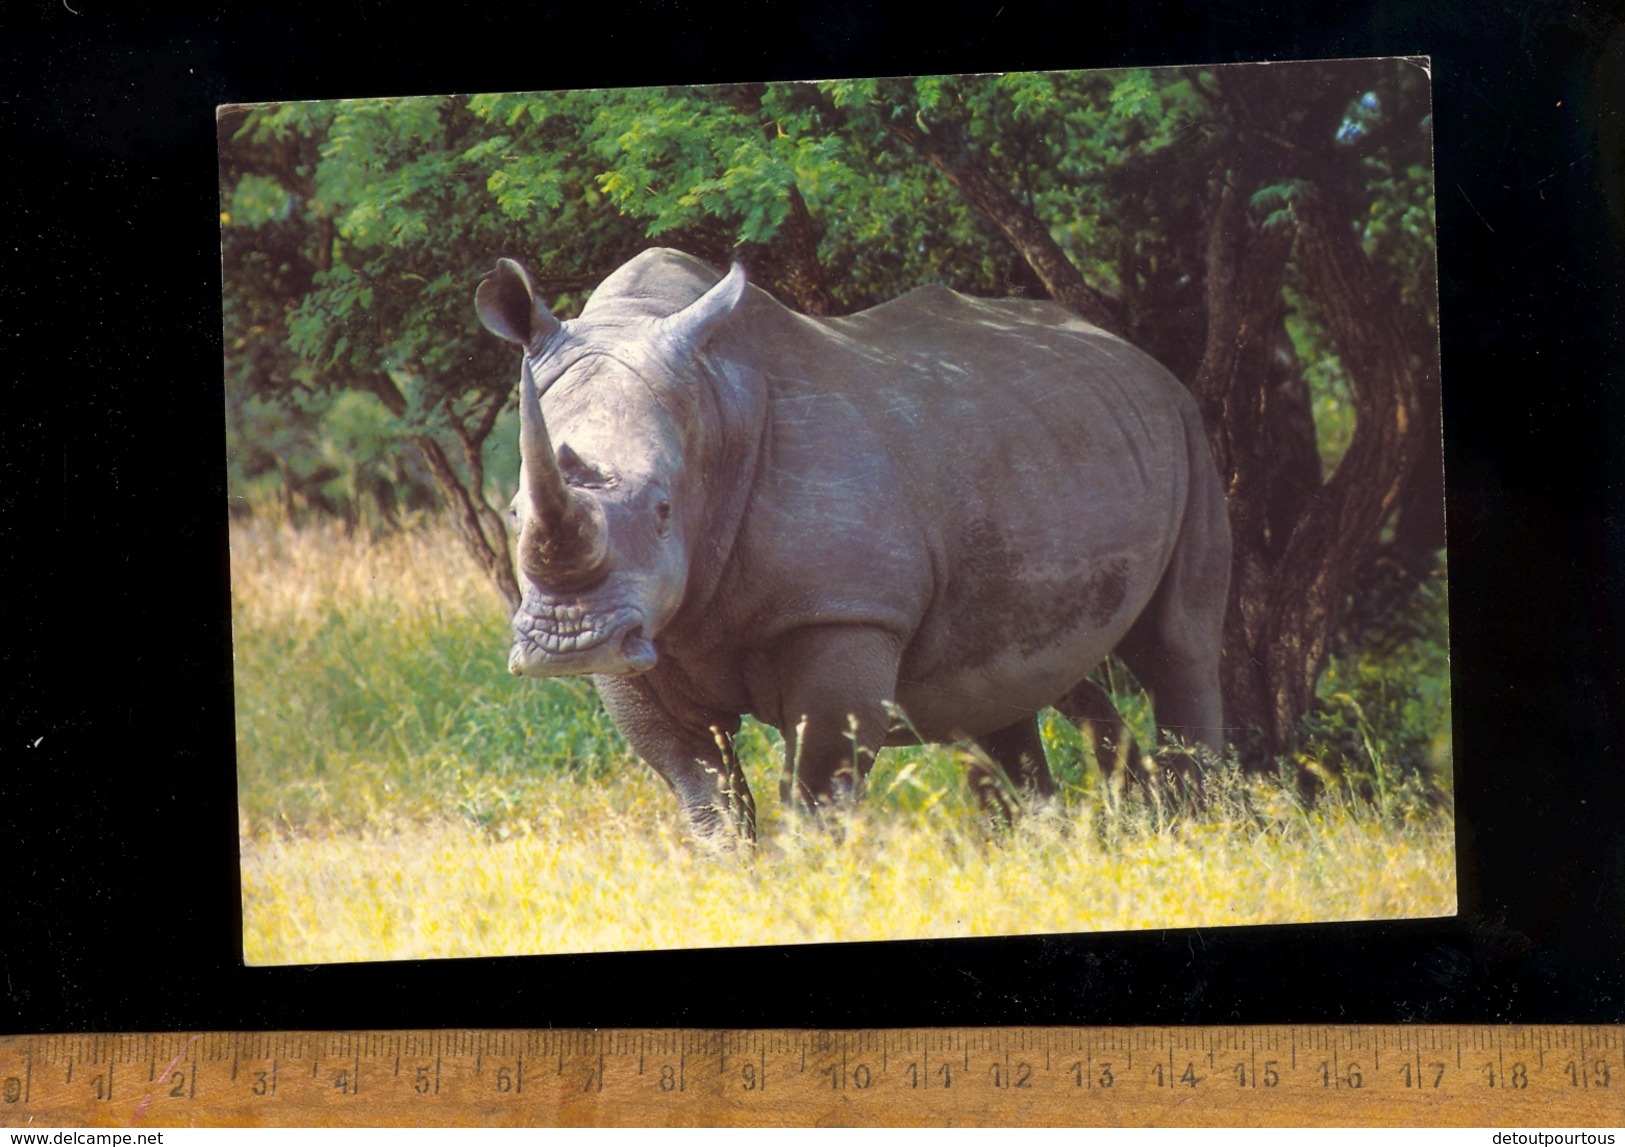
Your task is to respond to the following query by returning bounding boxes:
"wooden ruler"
[2,1027,1621,1127]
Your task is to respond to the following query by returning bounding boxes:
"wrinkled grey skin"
[476,248,1230,840]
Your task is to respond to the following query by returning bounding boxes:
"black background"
[3,0,1623,1034]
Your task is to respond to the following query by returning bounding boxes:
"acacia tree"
[222,99,525,606]
[219,60,1439,758]
[221,96,678,609]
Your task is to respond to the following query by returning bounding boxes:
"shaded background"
[3,0,1623,1031]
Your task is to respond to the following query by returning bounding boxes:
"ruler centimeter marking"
[0,1027,1620,1127]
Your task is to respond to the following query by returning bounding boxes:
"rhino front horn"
[517,356,608,589]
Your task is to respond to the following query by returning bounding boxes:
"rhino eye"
[655,499,673,533]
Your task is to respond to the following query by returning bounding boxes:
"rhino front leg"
[594,674,756,843]
[767,626,902,816]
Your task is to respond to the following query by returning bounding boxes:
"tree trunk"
[1387,315,1447,573]
[416,434,521,614]
[1187,166,1306,746]
[773,183,838,316]
[1252,186,1426,747]
[1189,173,1425,755]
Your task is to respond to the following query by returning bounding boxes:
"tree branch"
[359,371,410,418]
[884,114,1125,335]
[417,434,521,613]
[776,183,838,315]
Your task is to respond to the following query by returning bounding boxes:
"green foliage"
[1363,160,1438,326]
[235,580,626,831]
[225,386,436,528]
[220,66,1430,515]
[1306,563,1453,790]
[1250,179,1313,233]
[226,173,295,227]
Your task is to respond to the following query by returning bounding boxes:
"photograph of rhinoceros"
[222,58,1453,963]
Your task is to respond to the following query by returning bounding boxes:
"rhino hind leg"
[968,715,1057,826]
[1055,679,1149,794]
[1111,408,1231,777]
[1113,588,1227,795]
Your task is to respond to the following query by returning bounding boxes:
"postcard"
[221,58,1452,964]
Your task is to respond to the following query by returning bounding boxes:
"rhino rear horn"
[476,258,562,348]
[663,262,748,348]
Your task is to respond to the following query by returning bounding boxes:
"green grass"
[232,517,1457,964]
[232,519,629,830]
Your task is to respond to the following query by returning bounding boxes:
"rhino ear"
[664,262,748,348]
[476,258,561,347]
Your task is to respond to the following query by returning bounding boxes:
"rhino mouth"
[508,600,657,677]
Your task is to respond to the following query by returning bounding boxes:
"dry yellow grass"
[229,514,503,631]
[232,517,1457,965]
[240,799,1456,965]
